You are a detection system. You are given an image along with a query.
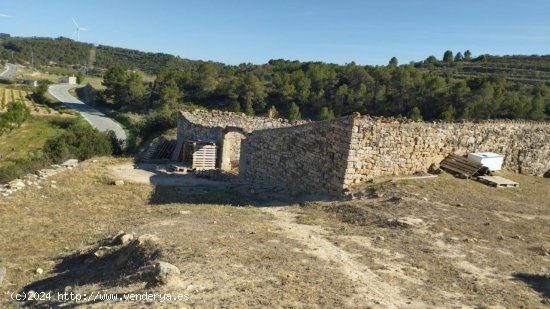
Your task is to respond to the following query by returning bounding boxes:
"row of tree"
[100,59,549,122]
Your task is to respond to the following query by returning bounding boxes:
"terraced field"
[0,85,59,115]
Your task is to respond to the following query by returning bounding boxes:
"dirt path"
[263,207,426,308]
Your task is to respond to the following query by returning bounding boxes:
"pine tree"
[441,105,455,122]
[244,98,255,116]
[287,102,301,121]
[316,107,335,120]
[230,101,241,113]
[409,106,422,121]
[528,95,545,121]
[443,50,453,63]
[464,50,472,61]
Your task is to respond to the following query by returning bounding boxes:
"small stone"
[113,180,125,186]
[422,197,429,201]
[112,232,134,246]
[376,236,385,241]
[497,235,505,240]
[51,184,57,189]
[35,268,43,275]
[61,159,79,167]
[0,267,5,286]
[456,203,464,207]
[151,261,181,285]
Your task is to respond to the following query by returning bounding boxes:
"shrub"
[43,123,114,162]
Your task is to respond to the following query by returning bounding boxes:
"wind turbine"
[72,17,89,41]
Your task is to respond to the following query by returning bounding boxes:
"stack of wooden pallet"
[440,154,486,178]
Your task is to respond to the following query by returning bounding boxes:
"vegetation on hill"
[101,58,549,123]
[0,114,122,183]
[1,35,548,123]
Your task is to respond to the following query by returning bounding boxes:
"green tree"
[76,71,84,84]
[441,105,455,122]
[454,52,464,62]
[102,65,128,106]
[464,50,472,61]
[443,50,453,63]
[196,62,218,97]
[388,57,398,68]
[287,102,301,121]
[244,97,255,116]
[159,78,182,109]
[127,72,146,106]
[528,94,545,121]
[316,107,335,120]
[230,100,241,113]
[409,106,423,121]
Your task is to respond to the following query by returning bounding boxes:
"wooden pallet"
[477,176,519,188]
[183,141,217,170]
[440,154,485,179]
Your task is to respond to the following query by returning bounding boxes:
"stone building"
[172,110,308,171]
[175,110,550,195]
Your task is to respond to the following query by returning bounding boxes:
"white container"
[467,152,504,171]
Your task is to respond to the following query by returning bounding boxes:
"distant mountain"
[0,35,204,74]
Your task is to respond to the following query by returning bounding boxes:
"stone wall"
[240,114,550,195]
[177,110,549,195]
[175,110,308,168]
[240,116,356,195]
[177,110,308,143]
[343,118,550,187]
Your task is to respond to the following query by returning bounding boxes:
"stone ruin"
[173,110,550,196]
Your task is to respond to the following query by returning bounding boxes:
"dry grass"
[0,157,357,308]
[0,160,548,308]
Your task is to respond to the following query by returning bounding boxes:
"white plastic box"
[467,152,504,171]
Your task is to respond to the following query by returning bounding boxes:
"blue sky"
[1,0,549,65]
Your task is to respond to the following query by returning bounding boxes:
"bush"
[43,123,114,162]
[137,108,178,139]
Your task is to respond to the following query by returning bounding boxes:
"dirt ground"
[0,157,548,308]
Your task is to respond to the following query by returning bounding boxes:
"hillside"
[415,53,550,85]
[0,157,548,307]
[2,35,549,86]
[0,35,210,75]
[2,35,549,124]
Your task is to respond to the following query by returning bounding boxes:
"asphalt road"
[48,84,127,142]
[0,63,17,80]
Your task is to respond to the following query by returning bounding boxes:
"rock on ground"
[148,261,181,286]
[0,267,5,286]
[61,159,79,167]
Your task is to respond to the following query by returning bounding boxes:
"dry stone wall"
[240,116,355,195]
[178,110,308,143]
[176,110,308,167]
[178,110,549,195]
[343,118,550,187]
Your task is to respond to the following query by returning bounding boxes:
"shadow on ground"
[21,238,161,308]
[513,273,550,299]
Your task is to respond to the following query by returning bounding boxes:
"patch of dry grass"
[0,157,358,308]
